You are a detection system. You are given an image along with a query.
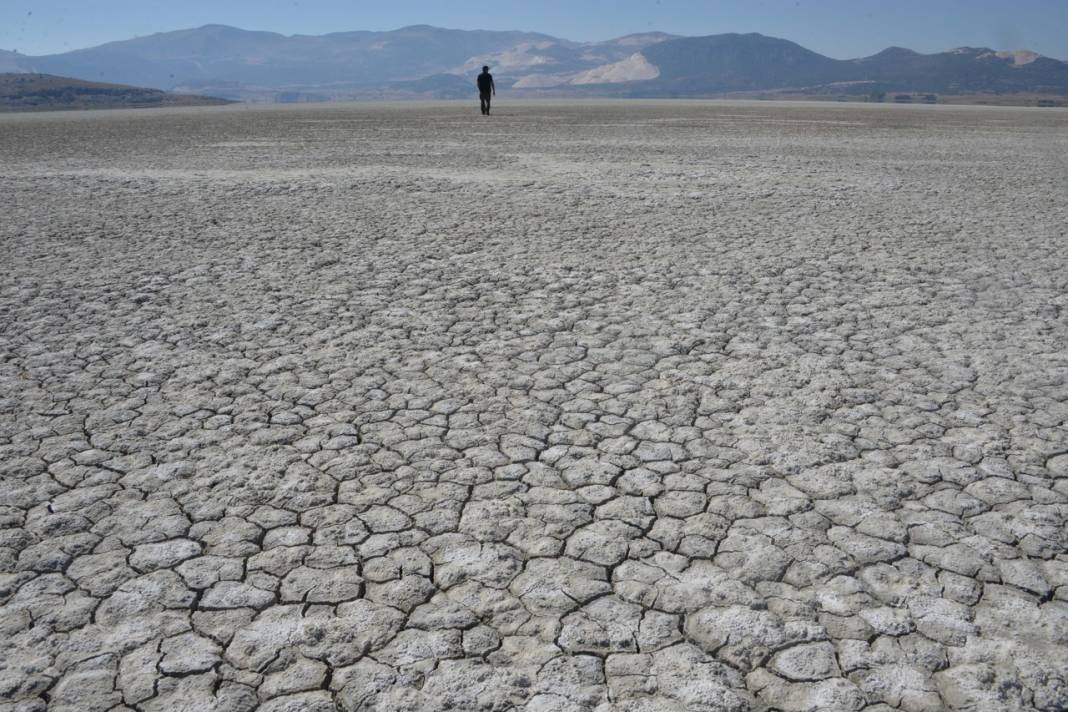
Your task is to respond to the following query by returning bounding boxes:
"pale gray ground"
[1,100,1067,712]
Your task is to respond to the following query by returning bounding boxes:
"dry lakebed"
[1,100,1067,711]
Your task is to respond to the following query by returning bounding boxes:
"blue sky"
[3,0,1067,59]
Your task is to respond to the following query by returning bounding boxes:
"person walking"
[477,66,496,115]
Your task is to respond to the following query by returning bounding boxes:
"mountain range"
[3,25,1068,102]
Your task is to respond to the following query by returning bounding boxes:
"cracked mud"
[1,101,1067,711]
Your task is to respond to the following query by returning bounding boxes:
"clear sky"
[3,0,1067,60]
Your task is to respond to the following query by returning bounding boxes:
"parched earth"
[1,100,1067,711]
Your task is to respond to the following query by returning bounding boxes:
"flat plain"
[1,100,1067,711]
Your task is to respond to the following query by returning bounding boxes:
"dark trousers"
[480,93,492,115]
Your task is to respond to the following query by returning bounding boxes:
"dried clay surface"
[1,100,1067,711]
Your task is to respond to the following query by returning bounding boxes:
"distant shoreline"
[0,73,233,113]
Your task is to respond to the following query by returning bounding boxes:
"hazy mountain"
[5,26,1067,101]
[0,73,232,112]
[627,35,1068,96]
[845,45,1068,94]
[639,33,850,93]
[3,25,675,95]
[8,25,582,90]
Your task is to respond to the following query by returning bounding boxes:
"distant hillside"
[0,74,233,112]
[609,35,1068,97]
[639,33,849,94]
[0,50,20,73]
[7,25,587,90]
[2,25,673,99]
[843,45,1068,94]
[5,25,1068,103]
